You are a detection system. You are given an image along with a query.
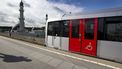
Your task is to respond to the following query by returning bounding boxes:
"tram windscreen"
[47,22,53,36]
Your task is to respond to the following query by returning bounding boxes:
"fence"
[0,32,45,45]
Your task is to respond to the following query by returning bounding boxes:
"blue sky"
[48,0,122,11]
[0,0,122,27]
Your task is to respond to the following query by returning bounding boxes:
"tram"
[45,8,122,63]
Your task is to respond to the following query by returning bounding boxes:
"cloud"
[26,18,35,24]
[7,1,31,8]
[24,3,31,8]
[0,11,7,16]
[23,0,31,8]
[0,0,83,27]
[50,3,83,14]
[53,6,65,13]
[7,3,17,7]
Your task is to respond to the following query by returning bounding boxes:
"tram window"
[97,18,105,40]
[62,21,69,37]
[106,21,122,42]
[85,19,94,39]
[72,20,79,38]
[47,22,53,35]
[53,22,60,36]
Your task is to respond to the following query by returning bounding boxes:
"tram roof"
[47,18,61,22]
[47,7,122,22]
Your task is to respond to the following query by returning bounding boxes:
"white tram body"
[45,8,122,63]
[45,18,69,51]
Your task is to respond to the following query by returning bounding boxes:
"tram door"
[69,20,81,53]
[81,18,98,56]
[69,18,98,56]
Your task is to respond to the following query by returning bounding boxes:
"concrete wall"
[0,32,45,45]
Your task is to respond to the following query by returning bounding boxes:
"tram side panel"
[60,21,70,51]
[97,41,122,63]
[61,37,69,51]
[47,36,54,47]
[97,17,122,63]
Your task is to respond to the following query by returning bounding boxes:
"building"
[11,0,25,32]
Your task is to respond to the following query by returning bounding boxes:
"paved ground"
[0,36,121,69]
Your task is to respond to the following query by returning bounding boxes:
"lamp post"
[45,14,48,25]
[46,14,48,22]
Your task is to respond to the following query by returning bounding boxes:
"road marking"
[0,36,121,69]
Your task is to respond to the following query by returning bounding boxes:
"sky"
[0,0,122,27]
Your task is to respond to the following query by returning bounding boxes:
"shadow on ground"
[0,53,32,63]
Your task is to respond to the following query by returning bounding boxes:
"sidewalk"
[1,35,122,69]
[43,46,122,69]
